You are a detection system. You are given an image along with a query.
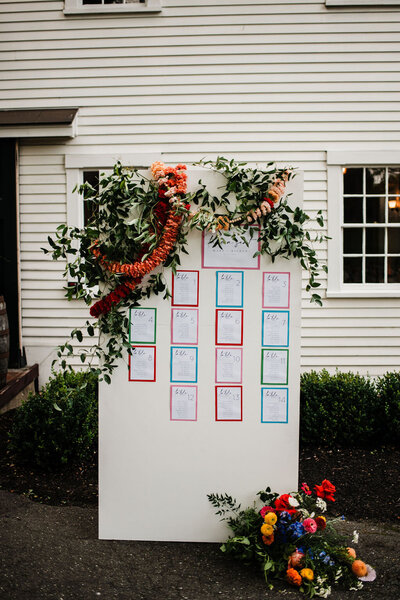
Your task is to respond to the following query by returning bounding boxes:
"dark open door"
[0,139,24,368]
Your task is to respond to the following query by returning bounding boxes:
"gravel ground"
[1,490,399,600]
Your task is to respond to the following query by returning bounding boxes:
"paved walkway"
[1,490,399,600]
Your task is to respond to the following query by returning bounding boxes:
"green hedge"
[300,369,400,447]
[10,370,98,471]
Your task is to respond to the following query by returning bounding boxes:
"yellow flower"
[300,568,314,581]
[260,523,273,536]
[264,512,277,526]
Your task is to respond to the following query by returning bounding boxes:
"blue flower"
[319,551,326,558]
[288,522,305,540]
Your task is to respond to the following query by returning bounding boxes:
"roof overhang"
[0,108,78,139]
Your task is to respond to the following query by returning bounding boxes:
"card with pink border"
[171,308,199,345]
[262,272,290,308]
[170,385,198,421]
[215,347,243,383]
[202,229,260,270]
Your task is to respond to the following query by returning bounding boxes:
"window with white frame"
[64,0,161,15]
[327,151,400,297]
[342,167,400,284]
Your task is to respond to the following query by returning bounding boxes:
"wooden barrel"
[0,295,10,389]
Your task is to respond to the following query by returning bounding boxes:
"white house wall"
[2,0,400,380]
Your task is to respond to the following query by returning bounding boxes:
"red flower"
[274,494,297,514]
[314,479,336,502]
[315,516,327,530]
[260,505,275,518]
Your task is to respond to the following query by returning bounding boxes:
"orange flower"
[352,560,368,577]
[347,547,356,559]
[286,568,302,587]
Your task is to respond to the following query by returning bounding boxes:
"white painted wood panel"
[4,0,399,379]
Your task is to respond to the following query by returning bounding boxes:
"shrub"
[10,369,98,471]
[375,372,400,445]
[300,369,381,447]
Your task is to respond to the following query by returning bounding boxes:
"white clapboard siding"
[3,0,400,378]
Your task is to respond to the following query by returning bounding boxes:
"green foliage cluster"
[45,158,327,381]
[9,370,98,471]
[300,369,400,447]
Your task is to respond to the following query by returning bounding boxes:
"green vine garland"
[45,157,327,382]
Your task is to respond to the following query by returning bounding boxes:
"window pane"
[344,197,363,223]
[388,168,400,194]
[366,168,385,194]
[343,168,363,195]
[365,257,384,283]
[388,197,400,223]
[388,257,400,283]
[343,257,362,283]
[343,228,362,254]
[366,196,385,223]
[366,228,384,254]
[388,228,400,254]
[83,170,99,226]
[83,1,102,4]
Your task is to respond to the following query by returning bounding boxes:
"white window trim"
[64,0,162,16]
[327,150,400,298]
[65,153,161,230]
[326,0,400,6]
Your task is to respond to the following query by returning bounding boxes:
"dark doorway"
[0,139,24,368]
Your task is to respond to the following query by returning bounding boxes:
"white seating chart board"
[99,168,303,542]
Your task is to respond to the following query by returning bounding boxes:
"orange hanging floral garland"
[89,162,188,317]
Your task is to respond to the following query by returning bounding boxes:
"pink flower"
[302,518,317,534]
[288,550,305,568]
[301,482,312,496]
[260,506,275,518]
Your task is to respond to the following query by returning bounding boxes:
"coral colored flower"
[286,568,302,587]
[260,505,274,518]
[151,161,166,179]
[314,479,336,502]
[301,482,312,496]
[315,516,327,530]
[264,512,277,526]
[261,523,273,537]
[303,518,317,533]
[352,560,368,578]
[300,568,314,581]
[275,494,298,514]
[347,547,356,559]
[262,533,274,546]
[288,550,305,568]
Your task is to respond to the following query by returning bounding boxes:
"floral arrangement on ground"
[45,157,327,380]
[208,480,375,598]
